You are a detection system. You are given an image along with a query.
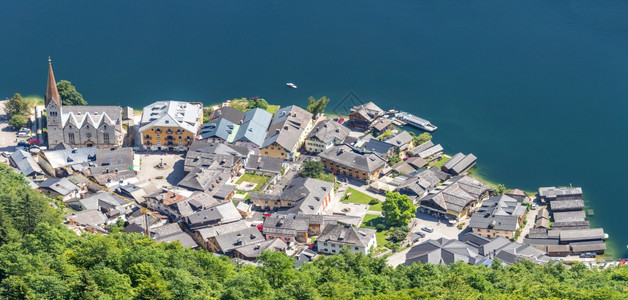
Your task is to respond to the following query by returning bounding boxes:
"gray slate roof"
[408,140,435,156]
[263,216,309,236]
[417,144,444,159]
[443,152,477,175]
[317,224,375,248]
[245,155,284,174]
[307,120,350,144]
[186,202,242,227]
[469,195,525,231]
[419,175,491,216]
[215,227,265,252]
[281,177,334,214]
[538,186,582,200]
[39,178,81,196]
[198,118,238,141]
[264,105,313,151]
[9,150,43,176]
[319,145,386,173]
[363,139,394,156]
[196,220,248,241]
[151,223,198,248]
[209,106,245,124]
[66,209,107,227]
[553,211,586,223]
[233,239,287,259]
[549,199,585,211]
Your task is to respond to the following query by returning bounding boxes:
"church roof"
[45,57,61,107]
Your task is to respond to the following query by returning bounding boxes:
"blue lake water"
[1,1,627,257]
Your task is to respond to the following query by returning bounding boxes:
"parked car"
[421,226,434,233]
[415,231,426,238]
[531,203,537,210]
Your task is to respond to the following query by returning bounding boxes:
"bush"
[389,228,408,243]
[9,114,27,129]
[375,224,387,232]
[369,199,380,205]
[457,222,465,230]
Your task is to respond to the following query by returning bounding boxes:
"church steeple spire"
[45,57,61,107]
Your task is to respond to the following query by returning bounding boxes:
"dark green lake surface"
[2,1,627,257]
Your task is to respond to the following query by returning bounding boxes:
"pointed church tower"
[45,57,62,107]
[45,57,64,148]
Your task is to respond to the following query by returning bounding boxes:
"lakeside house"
[538,186,582,203]
[468,195,527,239]
[139,100,203,151]
[232,108,273,154]
[261,105,314,161]
[347,101,384,130]
[418,175,492,220]
[384,131,414,154]
[318,145,387,183]
[442,152,476,175]
[305,119,350,153]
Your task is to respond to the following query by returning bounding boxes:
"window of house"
[68,133,75,144]
[323,243,328,246]
[332,249,336,253]
[354,247,359,251]
[103,133,110,144]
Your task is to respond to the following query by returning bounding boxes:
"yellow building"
[139,101,203,151]
[261,105,313,160]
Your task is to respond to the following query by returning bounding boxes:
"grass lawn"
[343,187,374,204]
[429,155,451,168]
[361,214,384,228]
[236,174,270,192]
[343,187,382,211]
[266,105,280,114]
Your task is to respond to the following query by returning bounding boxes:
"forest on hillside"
[0,163,626,300]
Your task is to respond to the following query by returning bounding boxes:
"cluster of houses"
[2,59,608,268]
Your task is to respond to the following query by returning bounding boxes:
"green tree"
[388,154,401,166]
[306,96,330,116]
[0,275,35,300]
[247,97,268,110]
[388,228,408,243]
[202,106,214,123]
[382,192,416,227]
[302,160,324,178]
[57,80,87,106]
[494,184,506,195]
[412,132,432,146]
[258,250,296,288]
[4,93,31,117]
[8,115,27,129]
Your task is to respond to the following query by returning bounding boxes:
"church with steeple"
[45,58,124,149]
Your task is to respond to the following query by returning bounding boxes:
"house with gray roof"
[251,177,335,214]
[186,202,242,229]
[214,227,265,254]
[233,238,287,261]
[408,140,435,157]
[262,105,313,161]
[9,150,45,181]
[396,167,444,200]
[405,232,549,267]
[469,195,527,239]
[384,131,414,152]
[316,224,377,255]
[38,177,84,201]
[233,108,273,151]
[263,216,309,243]
[245,155,284,176]
[194,220,248,251]
[549,199,585,212]
[363,139,395,158]
[319,145,387,183]
[150,223,198,248]
[418,175,492,220]
[348,101,384,129]
[66,209,108,228]
[369,118,393,135]
[209,106,245,124]
[184,140,247,174]
[416,144,444,162]
[538,186,582,203]
[305,120,350,153]
[442,152,477,175]
[178,167,231,193]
